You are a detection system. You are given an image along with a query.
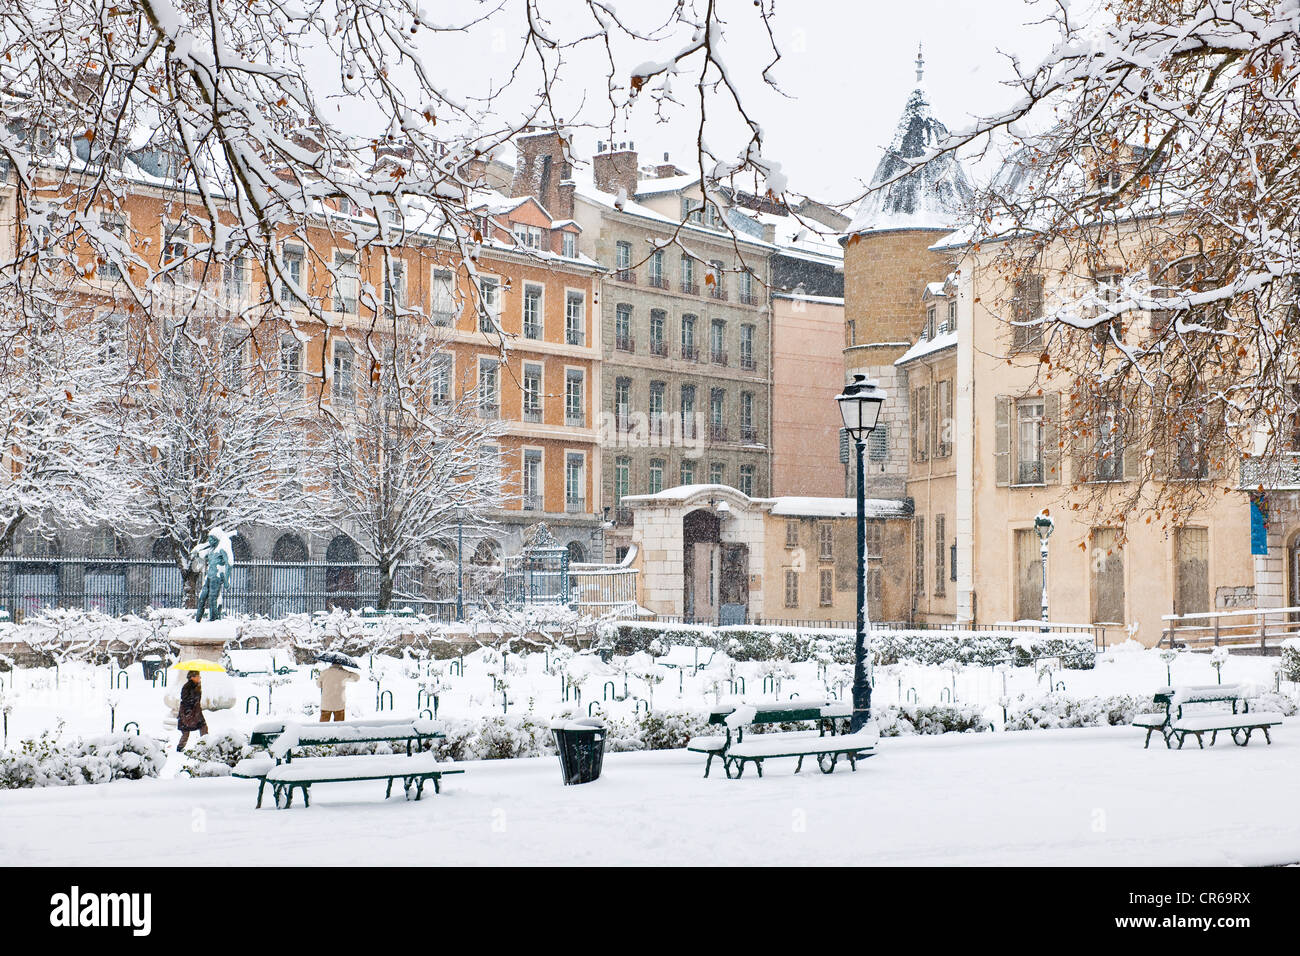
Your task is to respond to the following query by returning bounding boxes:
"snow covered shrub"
[876,704,989,736]
[632,710,712,750]
[873,630,1096,669]
[1003,693,1145,731]
[0,730,165,788]
[1245,691,1297,717]
[178,731,256,777]
[1282,639,1300,684]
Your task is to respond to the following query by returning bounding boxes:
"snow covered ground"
[3,725,1299,866]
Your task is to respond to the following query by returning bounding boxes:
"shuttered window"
[1089,528,1125,624]
[1175,528,1209,616]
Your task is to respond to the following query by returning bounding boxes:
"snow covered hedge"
[1282,639,1300,684]
[0,729,166,789]
[609,622,1095,669]
[876,704,990,736]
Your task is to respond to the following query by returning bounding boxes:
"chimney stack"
[510,128,574,219]
[593,140,639,199]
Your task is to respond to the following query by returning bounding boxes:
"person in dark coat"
[177,671,209,752]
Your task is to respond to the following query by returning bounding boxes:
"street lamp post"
[836,374,887,734]
[1034,512,1054,634]
[456,508,465,623]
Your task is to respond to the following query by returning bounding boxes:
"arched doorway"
[682,509,749,624]
[471,538,502,602]
[270,533,308,616]
[566,541,587,565]
[326,534,359,610]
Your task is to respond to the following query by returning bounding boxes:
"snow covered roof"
[846,78,974,236]
[571,177,772,251]
[634,174,700,197]
[769,497,911,519]
[895,329,957,366]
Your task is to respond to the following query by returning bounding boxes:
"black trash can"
[140,656,166,680]
[550,718,607,786]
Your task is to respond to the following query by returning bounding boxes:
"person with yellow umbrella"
[171,659,225,752]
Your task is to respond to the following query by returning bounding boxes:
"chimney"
[593,141,638,199]
[653,151,683,179]
[510,128,572,216]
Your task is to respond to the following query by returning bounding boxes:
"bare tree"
[865,0,1300,531]
[321,323,505,609]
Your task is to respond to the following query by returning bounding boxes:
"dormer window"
[513,223,542,249]
[562,232,577,258]
[1096,167,1123,190]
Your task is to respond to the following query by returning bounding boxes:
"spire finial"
[915,43,924,85]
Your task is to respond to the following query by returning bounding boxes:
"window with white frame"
[739,463,755,497]
[564,369,585,427]
[523,284,543,339]
[565,453,585,512]
[478,358,500,419]
[648,459,664,495]
[333,251,359,314]
[478,276,500,332]
[384,259,406,319]
[280,244,304,302]
[332,341,354,408]
[1017,399,1045,484]
[431,269,456,325]
[565,291,585,345]
[523,450,543,510]
[280,334,303,397]
[562,232,577,258]
[523,362,542,422]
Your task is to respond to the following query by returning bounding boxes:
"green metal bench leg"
[1195,733,1204,750]
[301,784,310,808]
[703,753,713,778]
[1210,730,1218,746]
[794,755,804,774]
[1143,728,1152,749]
[754,760,762,778]
[385,778,394,799]
[433,774,442,794]
[818,753,837,774]
[848,752,857,772]
[256,779,267,808]
[1263,727,1272,745]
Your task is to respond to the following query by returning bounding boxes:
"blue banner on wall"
[1250,493,1270,556]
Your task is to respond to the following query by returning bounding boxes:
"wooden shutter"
[1044,391,1061,484]
[995,396,1011,486]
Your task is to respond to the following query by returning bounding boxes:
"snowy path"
[3,723,1298,866]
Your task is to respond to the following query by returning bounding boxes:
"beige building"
[622,485,911,624]
[772,293,847,498]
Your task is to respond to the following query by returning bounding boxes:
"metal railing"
[615,336,635,352]
[649,339,668,357]
[1160,606,1300,650]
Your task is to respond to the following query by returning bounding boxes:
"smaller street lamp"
[1033,511,1054,634]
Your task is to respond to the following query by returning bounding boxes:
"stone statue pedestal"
[163,619,238,719]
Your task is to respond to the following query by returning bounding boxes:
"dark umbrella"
[316,651,360,669]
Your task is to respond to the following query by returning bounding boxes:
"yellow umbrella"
[170,659,227,673]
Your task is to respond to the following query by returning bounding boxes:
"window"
[819,568,833,607]
[1174,527,1209,616]
[384,259,406,320]
[615,241,632,281]
[1012,273,1044,351]
[649,249,665,288]
[681,314,698,360]
[223,256,247,302]
[523,450,543,510]
[786,520,799,548]
[680,385,696,438]
[710,319,727,365]
[680,460,695,485]
[478,277,499,332]
[649,381,666,435]
[649,310,667,355]
[866,520,884,559]
[1172,410,1209,479]
[615,377,632,431]
[615,304,633,351]
[925,306,936,341]
[869,422,889,462]
[161,222,189,283]
[707,259,725,299]
[784,569,799,608]
[914,518,925,597]
[818,522,834,562]
[648,459,664,495]
[280,244,304,302]
[709,462,725,485]
[279,334,303,397]
[565,291,585,346]
[97,215,126,280]
[332,341,354,408]
[740,324,755,369]
[738,269,754,304]
[912,386,930,462]
[847,320,857,347]
[935,515,946,596]
[936,380,953,458]
[739,464,754,497]
[1090,528,1125,624]
[523,285,543,339]
[565,369,585,427]
[431,355,451,404]
[334,252,359,314]
[1093,403,1125,481]
[565,453,586,512]
[615,456,631,504]
[221,330,245,392]
[522,363,543,422]
[478,359,500,419]
[1092,270,1123,345]
[431,269,456,325]
[680,255,696,294]
[709,388,726,441]
[562,232,577,258]
[513,223,542,249]
[1017,400,1045,484]
[1015,529,1042,621]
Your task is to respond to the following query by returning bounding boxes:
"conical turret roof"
[847,50,973,235]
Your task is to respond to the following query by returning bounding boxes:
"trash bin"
[140,655,166,680]
[550,718,607,786]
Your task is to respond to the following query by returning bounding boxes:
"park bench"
[686,699,872,778]
[1133,684,1282,749]
[261,753,465,808]
[656,644,715,691]
[234,718,451,808]
[224,649,294,677]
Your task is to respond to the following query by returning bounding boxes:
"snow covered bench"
[261,753,466,808]
[1136,684,1282,749]
[249,718,444,754]
[656,644,714,673]
[686,700,855,778]
[724,724,880,778]
[224,649,294,677]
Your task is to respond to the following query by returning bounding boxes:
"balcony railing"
[740,353,755,370]
[479,403,500,420]
[709,423,729,442]
[432,309,457,326]
[711,349,728,366]
[648,275,669,290]
[565,412,585,428]
[681,345,699,362]
[565,497,586,514]
[680,281,699,296]
[615,336,635,352]
[649,339,668,357]
[522,494,544,511]
[523,407,542,424]
[739,291,761,306]
[1241,453,1300,488]
[708,286,728,301]
[740,425,758,443]
[615,270,636,284]
[681,419,698,439]
[565,328,585,346]
[523,322,542,339]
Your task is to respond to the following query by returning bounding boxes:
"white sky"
[313,0,1064,208]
